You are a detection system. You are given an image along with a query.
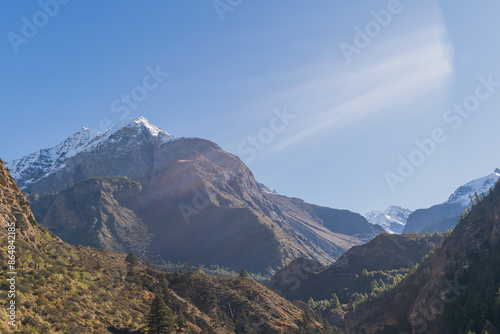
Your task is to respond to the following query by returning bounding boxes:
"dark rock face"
[32,177,152,254]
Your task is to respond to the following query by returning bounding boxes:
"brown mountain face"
[18,119,382,274]
[345,184,500,333]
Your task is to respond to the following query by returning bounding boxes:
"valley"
[3,117,500,333]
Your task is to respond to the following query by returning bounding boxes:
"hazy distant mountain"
[9,117,383,274]
[403,170,499,234]
[364,206,412,234]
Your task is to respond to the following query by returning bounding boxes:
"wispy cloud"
[258,20,453,160]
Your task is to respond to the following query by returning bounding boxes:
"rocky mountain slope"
[0,157,338,333]
[8,117,383,274]
[345,177,500,333]
[364,206,413,234]
[403,169,500,234]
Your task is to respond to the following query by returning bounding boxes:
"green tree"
[125,251,140,267]
[147,295,177,334]
[329,293,340,308]
[239,268,249,279]
[175,312,187,330]
[469,193,475,206]
[156,277,173,307]
[484,320,498,334]
[297,311,316,334]
[238,311,256,333]
[474,192,481,205]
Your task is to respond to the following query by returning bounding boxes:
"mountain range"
[7,117,383,275]
[402,169,500,234]
[345,172,500,333]
[365,170,500,235]
[7,116,500,274]
[5,116,500,332]
[267,173,500,333]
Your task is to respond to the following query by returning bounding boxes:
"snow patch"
[365,206,412,234]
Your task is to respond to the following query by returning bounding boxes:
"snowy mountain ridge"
[364,206,413,234]
[6,117,175,190]
[445,169,500,207]
[368,169,500,234]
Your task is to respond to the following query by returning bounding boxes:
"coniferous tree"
[175,312,187,331]
[469,193,475,207]
[239,268,249,279]
[125,251,140,267]
[474,192,481,205]
[407,259,415,270]
[329,293,340,308]
[484,320,498,334]
[147,295,177,334]
[237,311,256,334]
[297,311,316,334]
[154,277,173,308]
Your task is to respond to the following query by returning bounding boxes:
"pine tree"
[407,259,415,270]
[484,320,498,334]
[297,311,316,334]
[329,293,340,308]
[238,311,256,333]
[125,251,140,267]
[175,312,187,330]
[469,193,475,207]
[474,192,481,205]
[239,268,249,279]
[156,277,173,307]
[147,295,177,334]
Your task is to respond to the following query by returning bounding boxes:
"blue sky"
[1,0,500,215]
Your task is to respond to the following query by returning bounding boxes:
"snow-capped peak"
[6,117,175,189]
[102,116,174,140]
[365,206,413,234]
[445,169,500,207]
